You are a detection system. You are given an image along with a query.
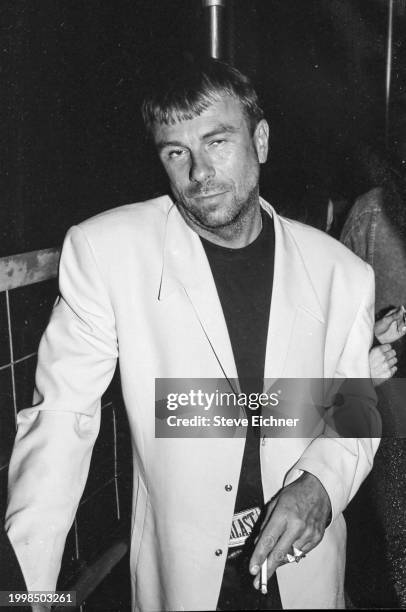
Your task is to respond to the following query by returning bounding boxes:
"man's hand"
[369,344,397,386]
[249,472,331,589]
[374,306,406,344]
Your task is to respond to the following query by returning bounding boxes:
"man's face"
[152,95,269,232]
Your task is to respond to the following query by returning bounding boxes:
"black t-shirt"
[201,209,275,522]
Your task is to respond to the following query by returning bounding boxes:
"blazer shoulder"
[77,194,173,239]
[279,216,372,280]
[60,195,174,266]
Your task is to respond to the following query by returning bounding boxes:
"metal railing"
[0,248,130,609]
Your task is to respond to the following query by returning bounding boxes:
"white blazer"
[6,196,378,610]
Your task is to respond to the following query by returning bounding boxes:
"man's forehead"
[152,95,248,142]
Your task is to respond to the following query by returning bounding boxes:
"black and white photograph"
[1,1,406,610]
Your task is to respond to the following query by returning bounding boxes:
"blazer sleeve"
[5,225,118,591]
[283,263,380,521]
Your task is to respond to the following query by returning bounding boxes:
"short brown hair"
[141,58,264,136]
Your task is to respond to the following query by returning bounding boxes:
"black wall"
[2,0,405,256]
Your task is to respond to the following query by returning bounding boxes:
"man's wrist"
[300,471,332,522]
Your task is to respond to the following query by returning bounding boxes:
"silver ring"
[286,547,306,563]
[292,546,306,562]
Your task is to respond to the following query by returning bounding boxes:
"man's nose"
[189,151,215,183]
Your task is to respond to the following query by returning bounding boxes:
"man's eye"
[209,139,225,147]
[168,149,186,159]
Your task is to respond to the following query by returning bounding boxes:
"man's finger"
[249,518,285,575]
[266,526,306,575]
[254,498,277,545]
[252,528,310,590]
[250,514,305,579]
[292,523,324,555]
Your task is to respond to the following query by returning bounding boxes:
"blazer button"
[225,484,232,492]
[215,549,223,556]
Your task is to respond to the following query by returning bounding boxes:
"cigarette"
[261,558,267,595]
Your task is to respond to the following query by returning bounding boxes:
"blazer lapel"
[158,198,324,386]
[158,201,239,385]
[261,199,325,381]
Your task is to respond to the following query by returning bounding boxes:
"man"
[5,59,378,610]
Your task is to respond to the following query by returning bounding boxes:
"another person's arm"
[369,306,406,386]
[369,344,397,386]
[374,305,406,344]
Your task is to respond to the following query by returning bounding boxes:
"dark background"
[2,0,406,255]
[2,3,406,608]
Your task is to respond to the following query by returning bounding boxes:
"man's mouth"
[193,191,228,200]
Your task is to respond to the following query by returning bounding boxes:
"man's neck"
[178,200,263,249]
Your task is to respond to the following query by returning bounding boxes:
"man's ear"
[253,119,269,164]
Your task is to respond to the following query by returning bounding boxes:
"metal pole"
[385,0,394,148]
[202,0,226,59]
